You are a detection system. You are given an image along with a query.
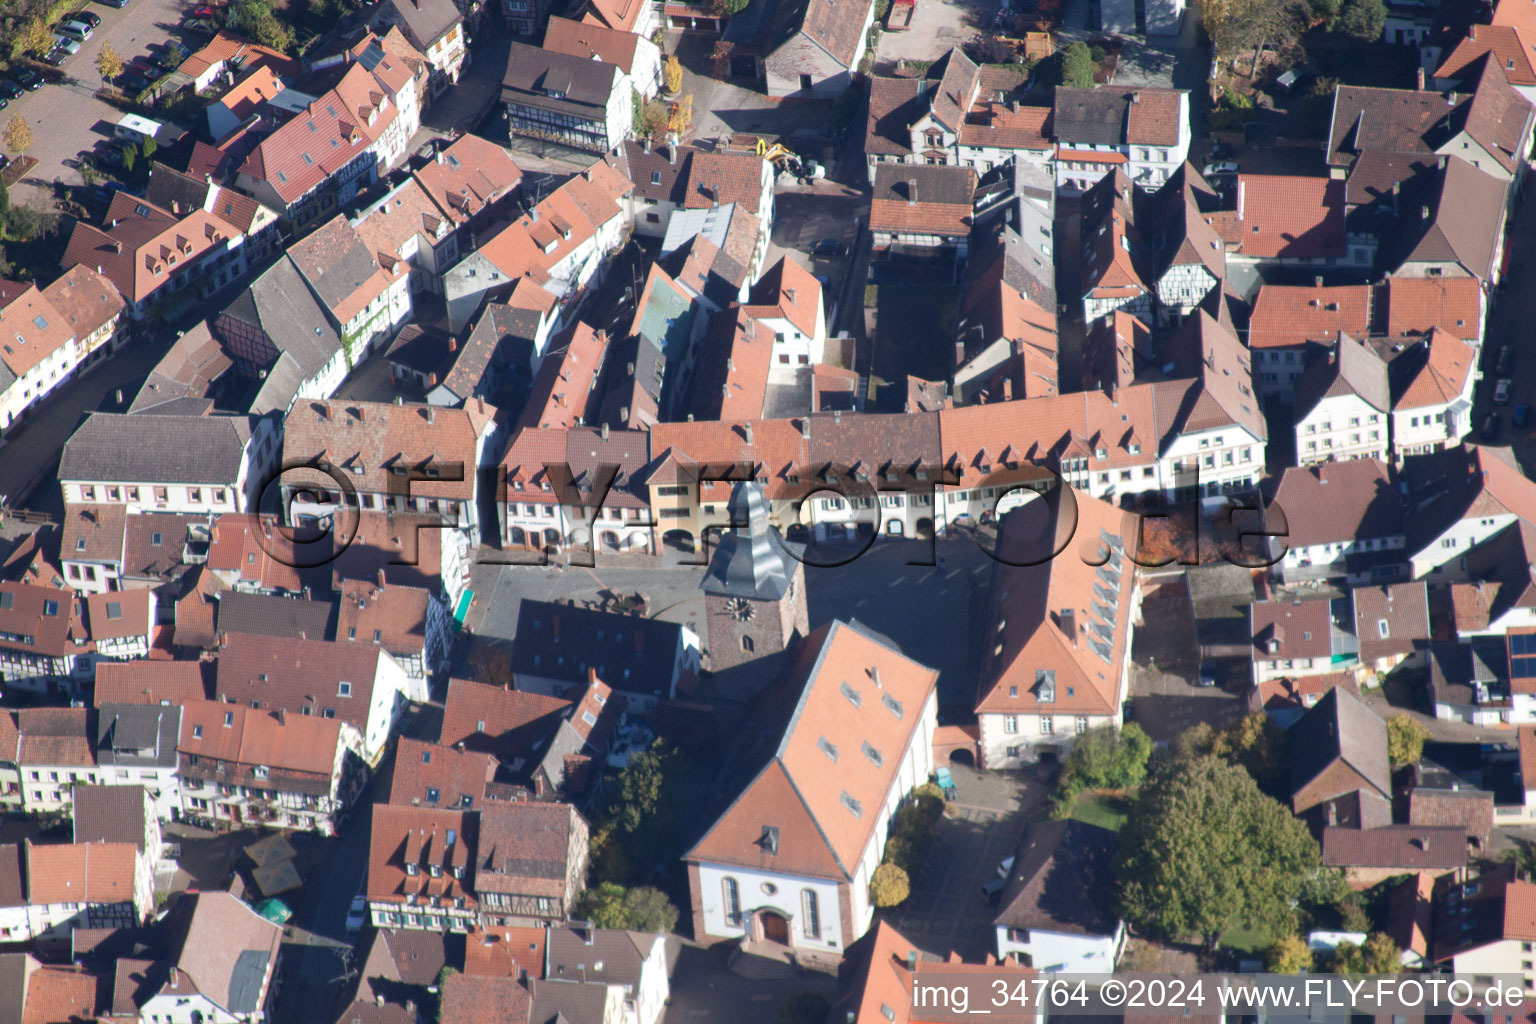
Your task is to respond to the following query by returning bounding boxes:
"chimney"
[906,178,918,205]
[1314,276,1323,287]
[1131,91,1141,103]
[1421,205,1430,220]
[377,569,386,589]
[907,951,917,971]
[1059,608,1076,640]
[667,145,676,165]
[278,707,286,725]
[744,422,754,445]
[620,405,629,421]
[1002,378,1012,401]
[427,406,435,424]
[643,136,651,153]
[449,337,458,352]
[601,422,610,440]
[1416,66,1426,90]
[588,666,600,685]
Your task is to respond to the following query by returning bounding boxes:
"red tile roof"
[283,397,495,501]
[1394,328,1475,410]
[40,264,126,344]
[516,323,609,431]
[94,661,208,706]
[543,15,642,75]
[1248,282,1372,349]
[179,698,344,778]
[16,707,93,767]
[387,736,496,809]
[0,282,74,377]
[62,193,241,305]
[85,589,154,641]
[477,161,631,286]
[412,134,522,228]
[367,803,476,905]
[241,63,397,204]
[1437,23,1536,86]
[178,32,298,81]
[976,490,1139,717]
[464,926,546,979]
[687,621,938,881]
[438,973,531,1024]
[1384,275,1481,340]
[439,678,572,757]
[26,839,136,905]
[213,631,387,735]
[1209,175,1346,260]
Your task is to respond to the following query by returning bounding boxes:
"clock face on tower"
[727,597,755,622]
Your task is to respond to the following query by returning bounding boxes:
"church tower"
[701,482,808,673]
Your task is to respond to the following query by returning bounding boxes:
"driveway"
[7,0,199,207]
[886,763,1038,961]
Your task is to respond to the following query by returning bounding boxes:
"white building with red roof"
[1052,87,1190,193]
[685,620,938,957]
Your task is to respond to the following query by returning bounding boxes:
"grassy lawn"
[1218,920,1271,954]
[1068,792,1131,831]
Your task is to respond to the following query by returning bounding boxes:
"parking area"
[875,0,996,65]
[6,0,198,207]
[887,763,1038,961]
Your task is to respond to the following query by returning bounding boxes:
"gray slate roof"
[218,257,344,390]
[993,818,1119,936]
[59,412,253,484]
[701,483,800,601]
[216,591,337,641]
[96,703,181,769]
[511,599,687,699]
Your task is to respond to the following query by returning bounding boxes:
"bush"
[864,284,879,307]
[1266,934,1312,973]
[574,882,680,933]
[870,862,910,907]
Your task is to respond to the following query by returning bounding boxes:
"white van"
[58,20,93,42]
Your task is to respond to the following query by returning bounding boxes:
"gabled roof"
[1287,687,1391,806]
[543,14,643,74]
[374,0,460,48]
[1251,596,1335,661]
[517,322,609,431]
[1353,581,1430,664]
[1248,282,1373,349]
[476,801,583,898]
[213,631,388,735]
[1293,332,1391,418]
[240,63,397,204]
[976,489,1138,717]
[39,264,125,345]
[0,583,83,664]
[1384,275,1481,340]
[1208,174,1346,260]
[1270,460,1402,547]
[870,164,975,237]
[387,736,495,810]
[412,134,522,227]
[1380,156,1506,280]
[1405,444,1536,549]
[439,677,572,759]
[774,0,876,67]
[1391,328,1476,410]
[25,839,136,905]
[282,397,494,501]
[502,41,621,114]
[994,818,1119,936]
[1053,87,1184,146]
[512,599,691,698]
[367,803,476,904]
[61,192,244,304]
[288,217,399,326]
[1080,170,1149,299]
[95,660,208,706]
[1436,16,1536,86]
[0,282,73,379]
[687,620,939,881]
[178,698,344,779]
[59,411,252,485]
[167,890,283,1015]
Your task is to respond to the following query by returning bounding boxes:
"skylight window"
[42,600,58,616]
[818,737,838,761]
[32,316,47,330]
[839,681,861,707]
[106,601,123,619]
[840,792,863,818]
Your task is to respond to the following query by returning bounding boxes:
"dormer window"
[405,862,419,876]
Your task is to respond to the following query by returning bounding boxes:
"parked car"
[189,3,218,15]
[1481,411,1501,441]
[0,81,21,101]
[1495,378,1513,405]
[1209,141,1235,160]
[1516,403,1531,429]
[41,48,69,66]
[50,36,82,58]
[117,70,150,93]
[58,20,93,41]
[75,10,101,27]
[810,237,845,258]
[1497,345,1516,375]
[10,67,42,90]
[1275,65,1315,94]
[1197,662,1220,688]
[181,15,217,30]
[1202,161,1238,178]
[99,0,131,7]
[982,877,1006,906]
[345,894,367,934]
[130,57,164,80]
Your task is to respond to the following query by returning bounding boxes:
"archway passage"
[761,910,790,944]
[663,529,695,551]
[949,748,975,768]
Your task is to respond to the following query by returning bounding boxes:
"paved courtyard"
[7,0,200,208]
[665,944,836,1024]
[875,0,998,66]
[886,763,1039,961]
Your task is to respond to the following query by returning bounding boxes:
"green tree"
[575,881,629,928]
[596,740,688,883]
[870,863,909,907]
[1116,755,1321,951]
[229,1,297,53]
[97,42,124,84]
[1330,940,1364,973]
[1061,41,1094,88]
[1360,932,1403,973]
[15,18,51,59]
[0,175,10,218]
[1266,934,1312,974]
[781,992,831,1024]
[622,886,680,933]
[1306,0,1342,22]
[5,116,32,156]
[1212,712,1286,784]
[712,0,750,14]
[1387,714,1429,767]
[1336,0,1385,38]
[1062,723,1154,791]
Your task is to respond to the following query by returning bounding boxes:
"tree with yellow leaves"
[662,55,683,95]
[97,42,124,85]
[4,117,33,156]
